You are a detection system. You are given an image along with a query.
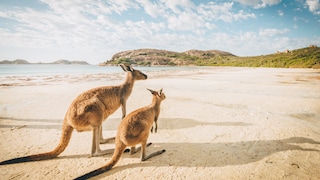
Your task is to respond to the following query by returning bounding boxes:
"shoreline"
[1,67,320,179]
[1,66,318,86]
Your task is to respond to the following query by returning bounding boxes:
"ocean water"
[0,64,190,76]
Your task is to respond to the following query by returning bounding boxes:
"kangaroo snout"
[143,73,148,79]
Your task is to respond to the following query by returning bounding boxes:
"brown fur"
[0,64,147,165]
[75,88,166,180]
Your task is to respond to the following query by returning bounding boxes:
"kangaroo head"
[147,88,166,101]
[119,64,147,80]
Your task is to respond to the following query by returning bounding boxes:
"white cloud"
[306,0,320,14]
[278,10,284,16]
[235,0,282,8]
[197,2,256,23]
[0,1,133,62]
[197,2,234,22]
[233,10,256,20]
[160,0,195,13]
[135,1,255,33]
[0,0,317,64]
[136,0,165,18]
[258,28,289,37]
[293,16,309,23]
[41,0,137,15]
[167,12,204,31]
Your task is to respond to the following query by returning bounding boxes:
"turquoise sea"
[0,64,195,76]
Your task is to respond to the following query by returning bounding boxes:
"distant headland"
[100,45,319,68]
[0,59,90,65]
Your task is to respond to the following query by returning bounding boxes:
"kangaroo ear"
[147,88,157,95]
[119,64,133,72]
[128,65,134,72]
[119,64,127,72]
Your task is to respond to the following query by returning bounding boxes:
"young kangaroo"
[75,88,166,180]
[0,64,147,165]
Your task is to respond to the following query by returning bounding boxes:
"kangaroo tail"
[74,141,127,180]
[0,122,73,165]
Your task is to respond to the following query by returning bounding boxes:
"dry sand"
[0,67,320,180]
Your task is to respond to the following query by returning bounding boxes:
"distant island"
[0,59,90,65]
[101,45,319,68]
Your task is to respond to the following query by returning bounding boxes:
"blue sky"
[0,0,319,64]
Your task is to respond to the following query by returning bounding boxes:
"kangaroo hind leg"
[99,125,115,144]
[140,142,166,161]
[91,126,114,157]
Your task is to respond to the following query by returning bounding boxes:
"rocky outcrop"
[105,48,235,66]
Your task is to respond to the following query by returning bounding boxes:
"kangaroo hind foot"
[126,142,153,154]
[99,137,115,144]
[142,149,166,161]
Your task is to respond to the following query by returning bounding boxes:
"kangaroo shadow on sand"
[0,117,251,130]
[104,117,252,130]
[0,117,63,130]
[1,117,254,160]
[89,136,320,179]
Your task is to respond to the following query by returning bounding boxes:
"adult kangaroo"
[75,88,166,180]
[0,64,147,165]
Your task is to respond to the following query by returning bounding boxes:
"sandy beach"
[0,67,320,180]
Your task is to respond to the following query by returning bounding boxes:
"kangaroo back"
[0,122,73,165]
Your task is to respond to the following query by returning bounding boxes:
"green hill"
[103,46,320,68]
[200,46,320,68]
